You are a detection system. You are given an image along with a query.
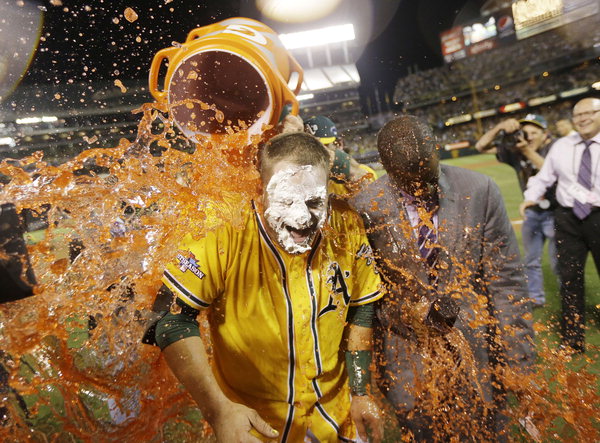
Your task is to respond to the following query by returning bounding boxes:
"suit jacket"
[350,164,535,414]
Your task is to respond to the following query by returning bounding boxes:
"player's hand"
[519,200,536,218]
[211,400,279,443]
[280,114,304,134]
[351,395,384,443]
[497,118,521,134]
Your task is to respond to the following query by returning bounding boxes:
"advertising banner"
[493,8,517,45]
[462,16,497,46]
[440,26,467,63]
[467,38,497,56]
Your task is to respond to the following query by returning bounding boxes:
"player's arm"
[154,227,278,443]
[156,302,279,443]
[348,156,372,182]
[475,118,520,153]
[345,305,383,443]
[330,148,373,183]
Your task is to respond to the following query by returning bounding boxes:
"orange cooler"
[149,17,304,142]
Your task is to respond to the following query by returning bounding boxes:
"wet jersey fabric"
[161,201,382,442]
[329,163,377,198]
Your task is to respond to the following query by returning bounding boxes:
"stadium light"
[500,102,526,113]
[560,86,590,98]
[473,109,497,119]
[444,141,470,151]
[445,114,472,126]
[297,93,314,101]
[257,0,342,23]
[529,95,557,106]
[16,116,58,124]
[279,24,355,50]
[0,137,16,147]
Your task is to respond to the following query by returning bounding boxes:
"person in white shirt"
[521,97,600,353]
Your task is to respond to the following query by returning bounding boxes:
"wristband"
[331,149,351,181]
[347,303,375,328]
[345,350,371,396]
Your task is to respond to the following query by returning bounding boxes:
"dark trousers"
[554,206,600,351]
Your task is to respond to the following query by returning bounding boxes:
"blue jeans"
[522,209,558,303]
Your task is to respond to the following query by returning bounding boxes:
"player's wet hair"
[377,115,437,173]
[259,132,330,181]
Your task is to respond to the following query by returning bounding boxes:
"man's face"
[390,154,440,200]
[556,119,573,137]
[521,123,547,148]
[572,98,600,140]
[262,161,329,254]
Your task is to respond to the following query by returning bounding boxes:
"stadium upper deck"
[394,13,599,108]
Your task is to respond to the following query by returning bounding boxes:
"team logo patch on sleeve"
[176,251,205,279]
[356,243,374,266]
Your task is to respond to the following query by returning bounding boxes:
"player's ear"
[257,143,271,184]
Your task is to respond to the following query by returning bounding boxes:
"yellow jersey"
[162,201,382,442]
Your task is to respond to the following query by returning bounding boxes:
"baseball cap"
[519,114,548,130]
[304,115,338,145]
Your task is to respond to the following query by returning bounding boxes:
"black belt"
[558,204,600,213]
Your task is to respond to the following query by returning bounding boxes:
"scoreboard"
[439,0,599,63]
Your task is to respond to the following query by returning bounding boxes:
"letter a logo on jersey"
[176,251,205,280]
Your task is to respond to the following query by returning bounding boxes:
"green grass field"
[441,153,600,355]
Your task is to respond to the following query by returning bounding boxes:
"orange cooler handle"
[149,46,179,103]
[185,24,219,43]
[290,98,300,116]
[288,55,304,95]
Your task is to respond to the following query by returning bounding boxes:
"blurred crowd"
[395,14,599,106]
[336,57,598,153]
[336,96,585,156]
[409,62,599,129]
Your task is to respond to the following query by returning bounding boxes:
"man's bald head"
[573,97,600,140]
[377,115,440,197]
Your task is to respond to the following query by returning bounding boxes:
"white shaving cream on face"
[264,165,328,254]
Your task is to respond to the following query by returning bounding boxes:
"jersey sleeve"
[161,228,227,310]
[349,239,383,306]
[358,164,377,183]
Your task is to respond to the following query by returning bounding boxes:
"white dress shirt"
[524,132,600,207]
[399,189,439,232]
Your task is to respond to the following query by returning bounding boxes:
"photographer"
[476,114,557,307]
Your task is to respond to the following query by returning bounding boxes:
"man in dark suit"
[350,116,535,441]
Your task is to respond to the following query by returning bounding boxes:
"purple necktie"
[417,202,440,283]
[573,140,594,220]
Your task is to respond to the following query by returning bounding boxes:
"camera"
[497,128,528,149]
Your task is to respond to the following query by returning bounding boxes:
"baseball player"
[304,115,377,196]
[147,132,384,442]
